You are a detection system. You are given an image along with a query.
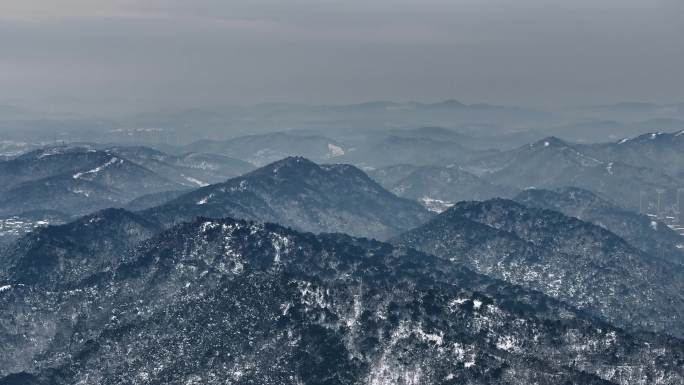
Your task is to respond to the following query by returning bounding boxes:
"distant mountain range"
[342,135,479,168]
[0,146,181,218]
[99,145,254,186]
[126,100,554,140]
[545,118,684,143]
[370,164,516,212]
[0,145,255,223]
[182,129,486,169]
[465,136,684,211]
[3,130,684,384]
[1,215,682,384]
[578,130,684,179]
[183,132,347,166]
[571,102,684,122]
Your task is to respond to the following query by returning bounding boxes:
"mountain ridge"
[396,198,684,338]
[143,157,433,240]
[1,215,682,384]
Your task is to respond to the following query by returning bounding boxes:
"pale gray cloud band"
[1,0,682,114]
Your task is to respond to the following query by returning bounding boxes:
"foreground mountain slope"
[0,211,71,246]
[515,187,684,265]
[396,199,684,338]
[0,208,161,287]
[1,217,682,384]
[144,157,433,240]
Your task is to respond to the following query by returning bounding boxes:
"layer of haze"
[1,0,683,115]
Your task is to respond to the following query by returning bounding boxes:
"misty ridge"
[2,100,684,385]
[2,1,684,384]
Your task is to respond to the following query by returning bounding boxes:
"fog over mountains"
[3,0,683,381]
[2,109,684,383]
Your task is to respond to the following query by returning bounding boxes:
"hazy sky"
[1,0,683,114]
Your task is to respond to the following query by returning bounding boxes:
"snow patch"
[196,193,215,205]
[327,143,345,157]
[73,157,120,179]
[606,162,614,175]
[183,175,208,187]
[271,233,291,264]
[419,196,454,213]
[230,180,248,192]
[414,326,444,346]
[199,221,219,233]
[449,298,469,308]
[71,189,91,197]
[472,299,483,310]
[0,285,11,293]
[38,147,70,158]
[496,335,520,352]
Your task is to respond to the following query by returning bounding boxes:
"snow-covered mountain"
[0,208,161,288]
[0,146,182,218]
[103,145,254,187]
[370,164,516,212]
[1,215,681,384]
[0,145,256,220]
[465,137,683,211]
[396,199,684,338]
[145,157,433,240]
[515,187,684,265]
[578,130,684,179]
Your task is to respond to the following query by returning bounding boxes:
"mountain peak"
[430,99,466,108]
[445,198,527,219]
[530,136,567,149]
[248,156,321,179]
[147,157,431,240]
[269,155,315,166]
[18,145,96,160]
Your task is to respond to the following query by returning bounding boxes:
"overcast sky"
[1,0,683,114]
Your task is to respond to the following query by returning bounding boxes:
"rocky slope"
[396,199,684,338]
[0,208,161,288]
[1,217,682,385]
[515,187,684,265]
